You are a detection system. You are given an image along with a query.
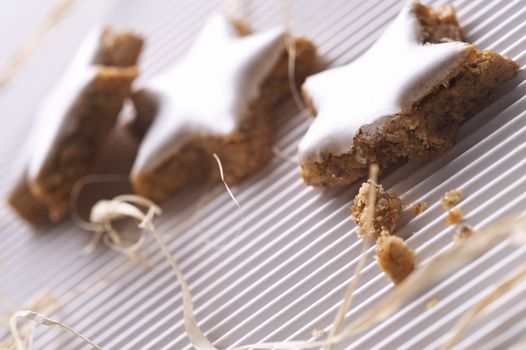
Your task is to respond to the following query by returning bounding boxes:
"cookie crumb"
[311,328,326,338]
[426,298,439,309]
[351,180,402,239]
[411,201,429,217]
[441,190,463,209]
[453,223,474,242]
[376,235,416,285]
[446,207,464,225]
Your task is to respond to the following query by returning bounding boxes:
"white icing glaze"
[132,14,285,174]
[298,2,469,163]
[27,27,103,180]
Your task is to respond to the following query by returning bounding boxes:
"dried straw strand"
[86,194,219,350]
[324,165,378,350]
[0,0,77,89]
[212,154,241,211]
[10,310,100,350]
[278,0,307,111]
[441,264,526,350]
[228,214,526,349]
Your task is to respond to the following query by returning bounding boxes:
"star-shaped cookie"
[131,14,316,201]
[9,27,143,224]
[298,2,518,187]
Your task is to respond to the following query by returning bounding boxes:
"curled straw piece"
[278,0,306,112]
[89,195,161,261]
[324,165,377,350]
[1,293,60,350]
[70,175,149,260]
[87,193,218,350]
[212,154,241,211]
[77,154,241,350]
[9,310,100,350]
[212,153,244,238]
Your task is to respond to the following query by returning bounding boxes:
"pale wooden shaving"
[72,164,243,350]
[1,294,58,326]
[88,194,218,350]
[69,174,134,255]
[142,210,217,350]
[212,154,241,211]
[212,153,245,239]
[10,310,100,350]
[325,237,370,350]
[279,0,306,111]
[325,165,378,350]
[0,325,32,350]
[1,293,70,350]
[441,265,526,350]
[88,195,160,263]
[0,265,152,349]
[0,0,77,89]
[285,30,306,111]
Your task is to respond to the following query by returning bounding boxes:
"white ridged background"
[1,0,526,349]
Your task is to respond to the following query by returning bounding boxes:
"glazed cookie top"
[298,2,469,163]
[132,14,285,174]
[27,27,104,181]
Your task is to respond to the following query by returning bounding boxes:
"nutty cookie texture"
[351,179,415,284]
[351,180,402,239]
[9,27,143,225]
[298,2,519,187]
[377,235,416,285]
[130,14,317,202]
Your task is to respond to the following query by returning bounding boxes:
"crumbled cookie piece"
[426,298,439,309]
[351,180,402,238]
[411,201,429,217]
[8,178,50,226]
[9,27,143,224]
[453,223,474,242]
[376,235,416,285]
[352,178,415,284]
[446,207,464,225]
[441,189,463,209]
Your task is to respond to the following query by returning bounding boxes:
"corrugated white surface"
[1,0,525,349]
